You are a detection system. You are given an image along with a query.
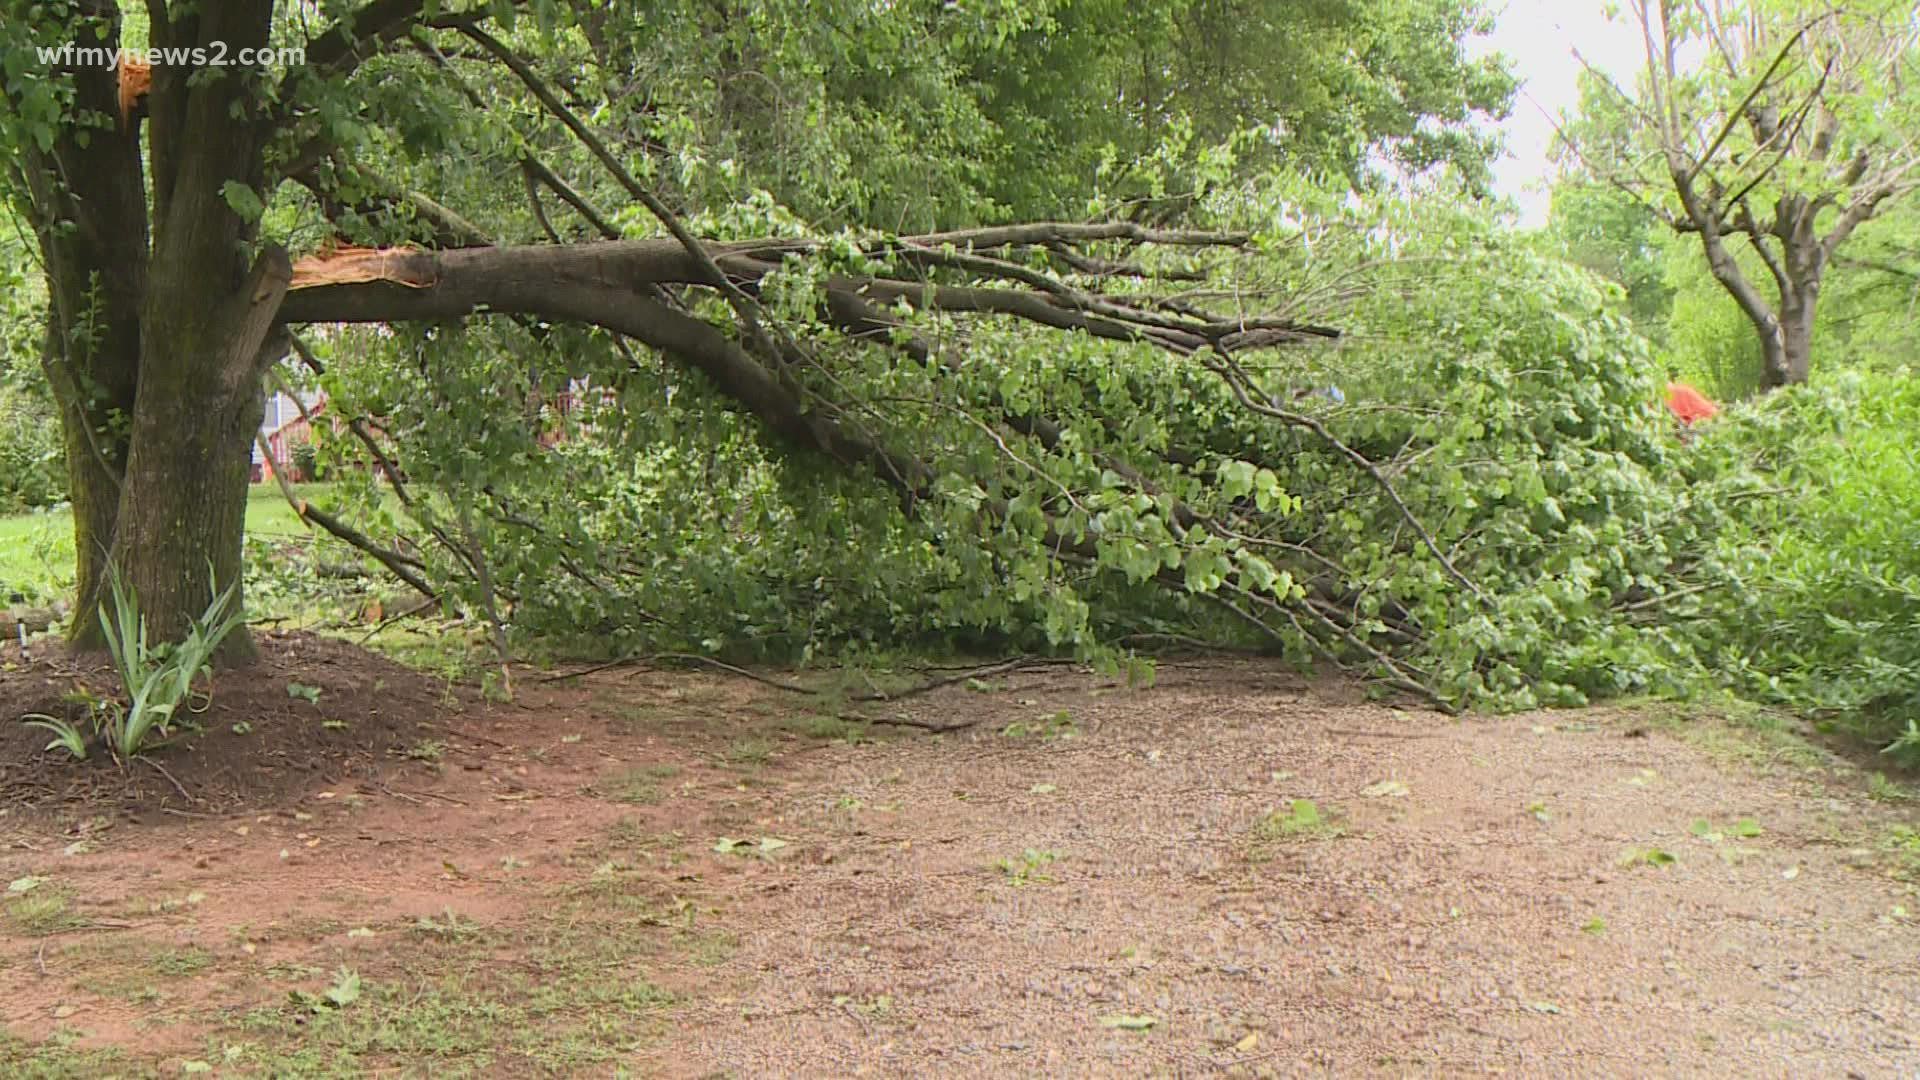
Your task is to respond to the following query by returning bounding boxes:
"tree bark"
[13,4,150,646]
[109,251,290,661]
[1764,290,1817,388]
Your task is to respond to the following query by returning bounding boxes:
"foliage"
[1550,0,1920,387]
[1,0,1910,760]
[450,0,1515,232]
[303,179,1782,715]
[0,240,61,512]
[0,381,63,512]
[1687,369,1920,755]
[26,563,248,761]
[1545,176,1673,340]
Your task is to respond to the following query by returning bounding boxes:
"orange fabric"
[116,55,150,130]
[1664,381,1719,426]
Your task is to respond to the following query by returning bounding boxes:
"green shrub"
[1692,369,1920,754]
[0,383,65,512]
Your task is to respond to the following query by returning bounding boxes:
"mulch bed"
[0,630,475,819]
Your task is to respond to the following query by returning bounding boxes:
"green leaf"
[323,968,362,1008]
[219,181,266,223]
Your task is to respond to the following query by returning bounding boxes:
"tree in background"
[1558,0,1920,389]
[965,0,1517,215]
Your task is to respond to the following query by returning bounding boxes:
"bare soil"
[0,643,1915,1078]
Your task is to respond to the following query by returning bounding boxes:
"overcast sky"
[1472,0,1648,226]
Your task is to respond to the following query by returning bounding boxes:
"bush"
[0,383,65,512]
[1690,368,1920,755]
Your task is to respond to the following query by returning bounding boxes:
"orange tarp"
[1664,381,1719,426]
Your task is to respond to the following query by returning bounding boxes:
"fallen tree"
[5,1,1736,729]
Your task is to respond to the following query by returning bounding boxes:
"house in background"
[251,388,327,482]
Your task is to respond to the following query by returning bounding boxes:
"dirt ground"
[0,639,1916,1077]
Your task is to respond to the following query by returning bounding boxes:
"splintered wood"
[290,245,436,289]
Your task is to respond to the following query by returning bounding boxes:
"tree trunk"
[13,7,149,647]
[107,251,290,662]
[1761,292,1816,389]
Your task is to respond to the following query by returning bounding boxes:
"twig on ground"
[138,755,195,804]
[545,651,1069,704]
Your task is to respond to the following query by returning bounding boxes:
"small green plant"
[1002,710,1076,740]
[994,848,1058,886]
[21,713,89,760]
[1881,720,1920,768]
[1620,847,1678,868]
[4,876,85,935]
[24,563,244,762]
[603,764,679,805]
[1866,772,1911,802]
[1253,799,1345,844]
[1881,825,1920,881]
[289,966,361,1014]
[401,739,445,762]
[286,682,322,704]
[724,736,775,767]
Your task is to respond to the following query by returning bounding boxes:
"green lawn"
[1,485,344,604]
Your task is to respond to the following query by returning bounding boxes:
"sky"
[1472,0,1649,227]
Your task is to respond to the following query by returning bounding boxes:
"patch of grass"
[224,962,673,1075]
[1634,701,1826,774]
[1881,825,1920,881]
[151,945,216,977]
[594,692,679,730]
[358,624,488,686]
[399,739,446,763]
[0,509,73,606]
[1866,772,1912,802]
[0,1030,138,1078]
[4,881,87,936]
[1251,799,1345,848]
[63,940,215,1007]
[780,711,869,742]
[411,909,482,940]
[993,848,1059,887]
[723,736,775,768]
[0,484,372,610]
[673,928,738,967]
[599,763,681,805]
